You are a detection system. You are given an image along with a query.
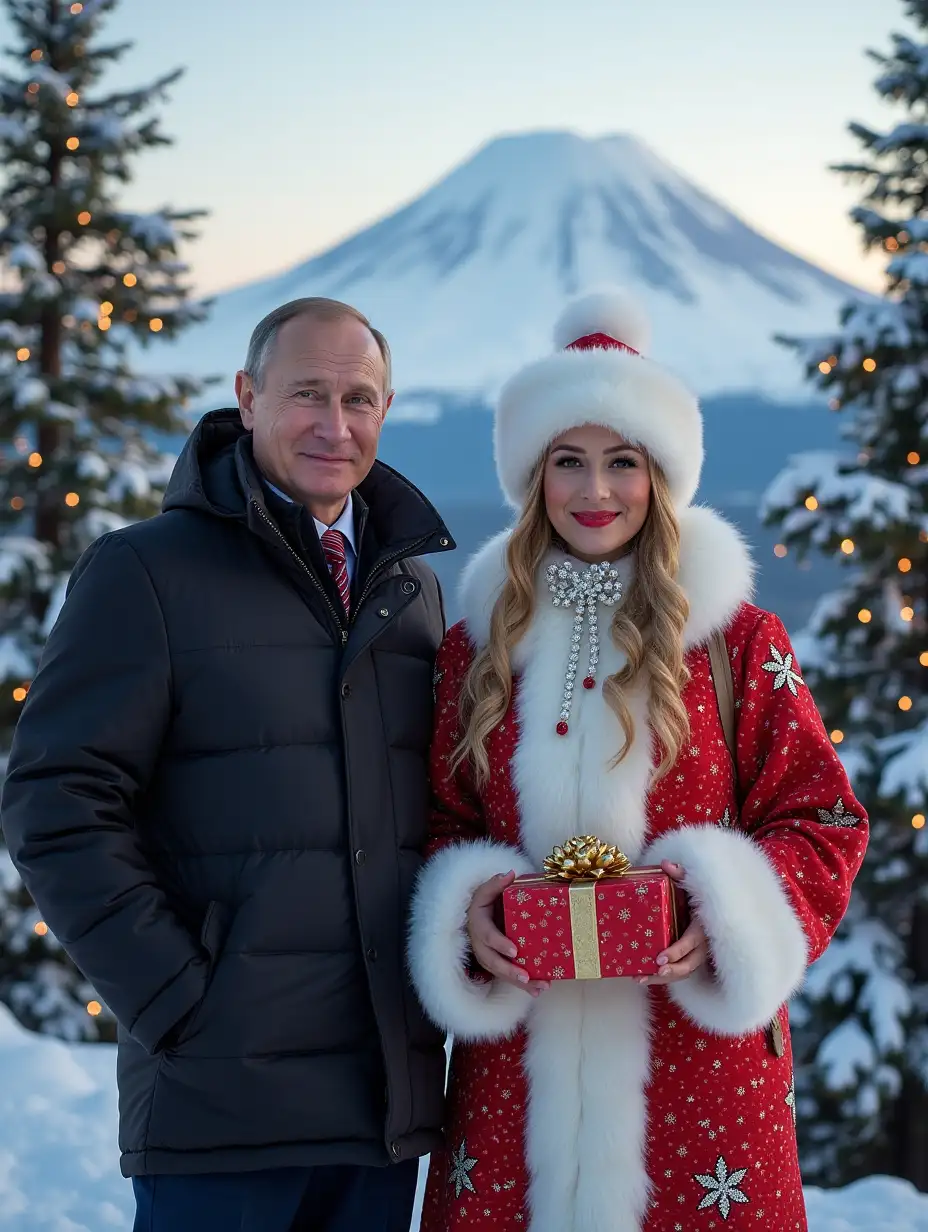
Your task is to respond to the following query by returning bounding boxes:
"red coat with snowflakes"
[408,507,868,1232]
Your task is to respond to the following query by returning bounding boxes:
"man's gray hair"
[243,297,393,395]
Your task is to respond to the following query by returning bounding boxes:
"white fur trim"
[458,505,754,656]
[495,347,702,509]
[643,826,809,1035]
[675,506,756,647]
[552,288,652,355]
[525,981,652,1232]
[407,840,536,1041]
[511,568,654,865]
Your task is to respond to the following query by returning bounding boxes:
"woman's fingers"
[659,859,687,882]
[638,938,710,985]
[472,938,529,985]
[657,920,704,967]
[469,871,516,910]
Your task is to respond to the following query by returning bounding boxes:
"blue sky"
[1,0,898,295]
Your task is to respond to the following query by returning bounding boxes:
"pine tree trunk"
[899,896,928,1190]
[35,0,62,554]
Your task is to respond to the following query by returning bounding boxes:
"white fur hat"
[493,289,704,508]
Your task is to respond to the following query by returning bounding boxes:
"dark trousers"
[131,1161,420,1232]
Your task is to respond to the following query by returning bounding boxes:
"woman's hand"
[467,871,550,997]
[638,860,710,986]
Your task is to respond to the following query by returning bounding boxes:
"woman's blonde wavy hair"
[452,451,691,787]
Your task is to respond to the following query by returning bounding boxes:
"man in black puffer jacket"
[1,299,455,1232]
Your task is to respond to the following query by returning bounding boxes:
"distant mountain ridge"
[145,129,862,410]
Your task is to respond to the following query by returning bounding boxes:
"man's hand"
[638,860,710,986]
[466,872,550,997]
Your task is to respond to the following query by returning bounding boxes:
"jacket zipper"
[251,500,348,645]
[352,534,431,614]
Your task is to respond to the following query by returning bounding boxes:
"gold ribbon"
[542,836,631,979]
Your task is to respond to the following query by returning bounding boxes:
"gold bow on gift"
[543,835,631,882]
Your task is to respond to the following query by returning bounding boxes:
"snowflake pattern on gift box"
[694,1155,750,1219]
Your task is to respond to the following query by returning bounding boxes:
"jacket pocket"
[171,900,232,1049]
[200,899,231,966]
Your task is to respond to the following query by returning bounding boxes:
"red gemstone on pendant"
[556,721,569,736]
[583,676,596,690]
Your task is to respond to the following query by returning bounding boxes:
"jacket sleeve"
[645,609,868,1036]
[0,533,209,1053]
[407,623,534,1041]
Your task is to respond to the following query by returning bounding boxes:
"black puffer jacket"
[1,410,454,1177]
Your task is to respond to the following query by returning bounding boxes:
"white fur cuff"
[643,826,808,1035]
[408,839,537,1041]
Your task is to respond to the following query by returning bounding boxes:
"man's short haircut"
[243,297,392,396]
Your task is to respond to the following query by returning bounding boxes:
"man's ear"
[383,389,394,422]
[236,370,255,428]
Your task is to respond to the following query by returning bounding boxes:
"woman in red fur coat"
[407,290,868,1232]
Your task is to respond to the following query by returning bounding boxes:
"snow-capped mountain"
[154,130,862,410]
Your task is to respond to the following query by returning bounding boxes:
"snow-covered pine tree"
[762,0,928,1192]
[0,0,208,1042]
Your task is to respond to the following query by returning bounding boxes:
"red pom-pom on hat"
[553,289,652,356]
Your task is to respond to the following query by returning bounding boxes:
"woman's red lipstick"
[571,511,619,528]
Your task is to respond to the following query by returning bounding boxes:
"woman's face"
[543,424,652,563]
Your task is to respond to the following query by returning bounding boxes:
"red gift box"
[501,837,688,981]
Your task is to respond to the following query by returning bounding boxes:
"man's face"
[236,314,392,525]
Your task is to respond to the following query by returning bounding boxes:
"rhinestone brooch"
[545,559,623,735]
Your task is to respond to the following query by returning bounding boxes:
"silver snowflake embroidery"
[785,1077,796,1125]
[448,1140,478,1198]
[717,807,734,828]
[816,797,860,828]
[432,667,444,701]
[694,1156,750,1220]
[761,644,804,695]
[552,965,565,978]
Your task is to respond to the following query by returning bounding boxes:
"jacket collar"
[162,408,455,565]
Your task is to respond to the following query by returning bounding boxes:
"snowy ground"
[1,1005,926,1231]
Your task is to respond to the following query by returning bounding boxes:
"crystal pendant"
[545,559,623,735]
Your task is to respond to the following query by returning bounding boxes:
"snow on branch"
[29,63,74,103]
[872,121,928,153]
[0,536,51,585]
[806,916,910,1078]
[0,634,33,679]
[110,210,178,250]
[880,723,928,806]
[6,242,45,273]
[761,451,914,533]
[887,250,928,285]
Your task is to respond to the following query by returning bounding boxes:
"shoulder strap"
[707,628,736,766]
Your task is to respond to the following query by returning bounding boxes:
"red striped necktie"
[320,529,351,618]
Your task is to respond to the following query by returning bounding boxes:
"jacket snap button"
[340,682,351,699]
[378,607,389,617]
[439,537,449,547]
[366,946,378,962]
[402,580,416,595]
[355,849,366,865]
